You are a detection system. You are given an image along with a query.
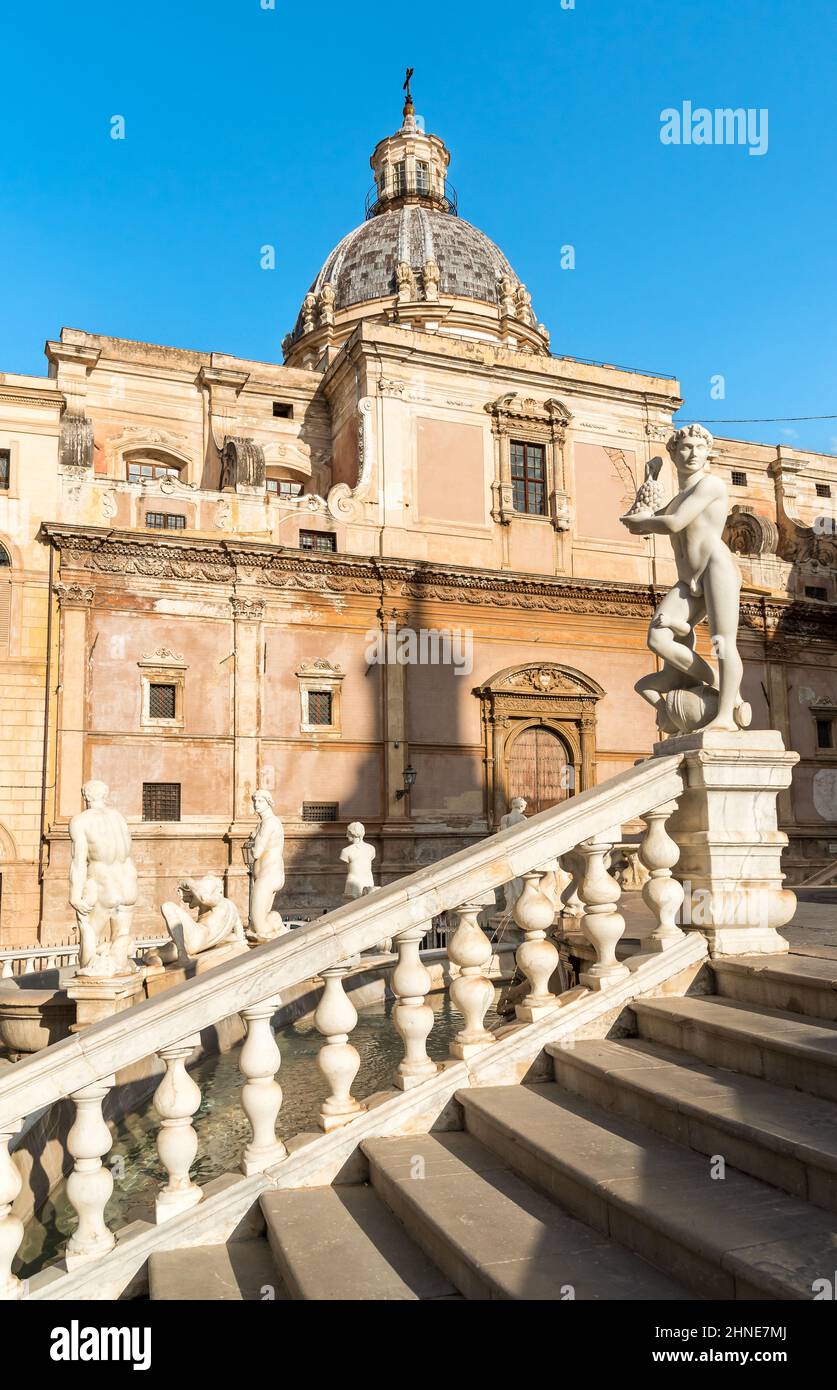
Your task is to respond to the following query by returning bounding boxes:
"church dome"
[283,81,550,364]
[297,207,521,330]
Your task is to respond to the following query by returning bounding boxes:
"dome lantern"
[366,72,456,220]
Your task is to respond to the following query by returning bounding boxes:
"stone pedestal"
[66,972,146,1031]
[656,729,799,958]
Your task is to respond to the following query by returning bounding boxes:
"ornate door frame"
[475,662,605,828]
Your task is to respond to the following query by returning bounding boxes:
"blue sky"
[2,0,835,453]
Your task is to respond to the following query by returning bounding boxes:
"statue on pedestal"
[68,781,139,978]
[341,822,376,900]
[243,789,288,942]
[621,423,751,735]
[158,877,247,964]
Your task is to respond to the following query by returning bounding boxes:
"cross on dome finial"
[402,67,416,130]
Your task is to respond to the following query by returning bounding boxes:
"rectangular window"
[816,483,832,499]
[307,690,333,726]
[142,782,181,821]
[300,529,337,552]
[510,441,547,516]
[0,450,9,490]
[148,683,177,719]
[394,161,407,195]
[272,402,293,419]
[128,462,180,483]
[146,512,187,530]
[415,160,430,193]
[805,585,828,601]
[266,478,303,497]
[816,719,834,750]
[731,470,747,487]
[302,802,338,822]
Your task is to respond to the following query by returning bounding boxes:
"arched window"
[125,455,181,484]
[0,544,11,649]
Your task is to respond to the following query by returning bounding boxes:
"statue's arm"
[624,478,720,535]
[68,820,88,910]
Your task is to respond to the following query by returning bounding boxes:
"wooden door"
[507,727,571,814]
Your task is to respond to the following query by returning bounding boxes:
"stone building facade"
[1,94,836,941]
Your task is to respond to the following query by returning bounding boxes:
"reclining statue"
[621,422,751,735]
[158,876,247,964]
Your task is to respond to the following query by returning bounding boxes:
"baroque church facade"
[1,92,836,940]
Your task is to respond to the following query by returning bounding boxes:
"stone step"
[148,1239,282,1301]
[632,994,837,1101]
[711,954,837,1020]
[260,1185,458,1300]
[548,1036,837,1213]
[458,1082,837,1299]
[362,1130,691,1300]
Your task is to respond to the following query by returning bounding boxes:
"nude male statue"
[621,423,750,734]
[68,780,139,978]
[340,822,376,901]
[243,788,288,942]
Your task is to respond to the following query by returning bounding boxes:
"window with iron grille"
[128,461,180,483]
[148,683,177,719]
[306,690,333,726]
[272,401,293,419]
[266,478,303,497]
[300,529,336,552]
[146,512,186,530]
[0,450,9,490]
[142,782,181,821]
[302,802,338,822]
[510,441,547,515]
[730,470,747,488]
[805,585,828,602]
[816,483,832,499]
[816,719,834,750]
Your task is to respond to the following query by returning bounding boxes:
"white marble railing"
[0,938,168,979]
[0,753,690,1297]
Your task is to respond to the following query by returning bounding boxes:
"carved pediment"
[485,393,572,434]
[477,663,605,701]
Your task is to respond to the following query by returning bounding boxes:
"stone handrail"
[0,938,167,979]
[0,752,691,1295]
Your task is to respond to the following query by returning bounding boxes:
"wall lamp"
[395,764,417,801]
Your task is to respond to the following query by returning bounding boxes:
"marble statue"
[341,822,376,900]
[500,797,528,912]
[621,423,751,735]
[243,789,288,942]
[68,780,139,978]
[158,877,247,964]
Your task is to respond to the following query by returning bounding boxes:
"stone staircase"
[148,952,837,1301]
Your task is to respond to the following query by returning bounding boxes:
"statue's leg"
[110,907,136,974]
[161,903,192,962]
[702,564,744,731]
[77,913,97,969]
[648,585,716,689]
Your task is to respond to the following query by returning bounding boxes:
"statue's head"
[179,876,223,909]
[667,422,713,474]
[252,788,274,814]
[347,821,365,842]
[510,797,527,813]
[81,779,109,809]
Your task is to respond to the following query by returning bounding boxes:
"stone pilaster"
[54,583,94,822]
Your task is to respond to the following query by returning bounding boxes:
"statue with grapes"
[621,423,751,736]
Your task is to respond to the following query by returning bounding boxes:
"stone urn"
[0,971,75,1058]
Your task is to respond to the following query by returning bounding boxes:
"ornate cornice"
[38,523,836,640]
[54,582,94,608]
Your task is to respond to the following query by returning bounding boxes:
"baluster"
[0,1126,23,1299]
[45,952,57,970]
[392,925,437,1088]
[239,997,287,1174]
[22,956,35,976]
[574,834,631,989]
[0,959,12,980]
[512,871,561,1020]
[65,1077,116,1268]
[154,1035,202,1223]
[447,895,497,1058]
[315,964,364,1131]
[639,801,686,951]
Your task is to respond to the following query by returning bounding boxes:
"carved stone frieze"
[54,582,94,608]
[221,436,266,491]
[723,505,779,558]
[230,596,266,621]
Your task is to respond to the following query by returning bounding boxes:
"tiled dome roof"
[293,205,521,339]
